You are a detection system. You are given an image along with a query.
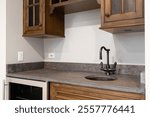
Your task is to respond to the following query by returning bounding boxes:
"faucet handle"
[113,62,117,69]
[100,62,103,69]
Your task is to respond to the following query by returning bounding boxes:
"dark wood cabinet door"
[100,0,144,33]
[104,0,144,22]
[23,0,65,37]
[23,0,44,36]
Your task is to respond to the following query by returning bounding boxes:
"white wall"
[44,9,145,65]
[5,1,147,99]
[6,0,44,64]
[0,0,6,100]
[6,2,144,65]
[145,0,150,100]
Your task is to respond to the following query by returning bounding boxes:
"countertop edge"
[6,69,145,95]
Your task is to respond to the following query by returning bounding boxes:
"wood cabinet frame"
[23,0,64,37]
[100,0,144,33]
[104,0,143,22]
[23,0,45,36]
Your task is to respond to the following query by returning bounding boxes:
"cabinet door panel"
[29,6,33,26]
[23,0,44,35]
[29,0,33,5]
[111,0,122,14]
[35,0,39,3]
[35,4,40,26]
[23,0,65,37]
[124,0,136,12]
[28,0,41,27]
[105,0,144,22]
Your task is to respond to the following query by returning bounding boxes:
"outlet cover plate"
[48,53,55,59]
[18,51,24,62]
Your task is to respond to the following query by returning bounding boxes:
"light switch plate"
[140,71,145,84]
[18,51,24,62]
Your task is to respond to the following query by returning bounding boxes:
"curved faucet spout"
[99,46,111,74]
[100,46,110,60]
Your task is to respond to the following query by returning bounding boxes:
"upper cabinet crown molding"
[100,0,144,33]
[50,0,100,14]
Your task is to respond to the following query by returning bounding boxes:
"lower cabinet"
[50,83,144,100]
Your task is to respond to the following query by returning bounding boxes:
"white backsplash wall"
[6,0,44,64]
[44,9,145,65]
[113,33,145,64]
[6,1,144,65]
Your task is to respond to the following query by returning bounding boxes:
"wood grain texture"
[100,0,144,33]
[23,0,64,37]
[50,82,145,100]
[50,0,100,14]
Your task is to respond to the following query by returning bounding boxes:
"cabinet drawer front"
[50,83,144,100]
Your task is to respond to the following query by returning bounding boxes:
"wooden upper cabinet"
[100,0,144,33]
[23,0,64,37]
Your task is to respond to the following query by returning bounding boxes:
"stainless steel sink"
[85,75,117,81]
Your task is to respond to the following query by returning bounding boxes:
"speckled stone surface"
[7,62,145,76]
[116,64,145,75]
[44,62,103,73]
[7,69,145,94]
[7,62,44,73]
[44,62,145,75]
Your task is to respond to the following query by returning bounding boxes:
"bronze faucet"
[100,46,117,75]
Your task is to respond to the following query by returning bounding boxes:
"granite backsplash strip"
[45,62,103,73]
[7,62,145,76]
[44,62,145,76]
[7,62,44,73]
[116,65,145,76]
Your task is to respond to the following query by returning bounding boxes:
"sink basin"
[85,75,117,81]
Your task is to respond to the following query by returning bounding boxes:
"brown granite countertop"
[6,69,145,94]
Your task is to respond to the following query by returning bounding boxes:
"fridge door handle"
[3,80,8,100]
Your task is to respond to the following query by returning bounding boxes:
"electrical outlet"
[48,53,55,59]
[18,51,24,62]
